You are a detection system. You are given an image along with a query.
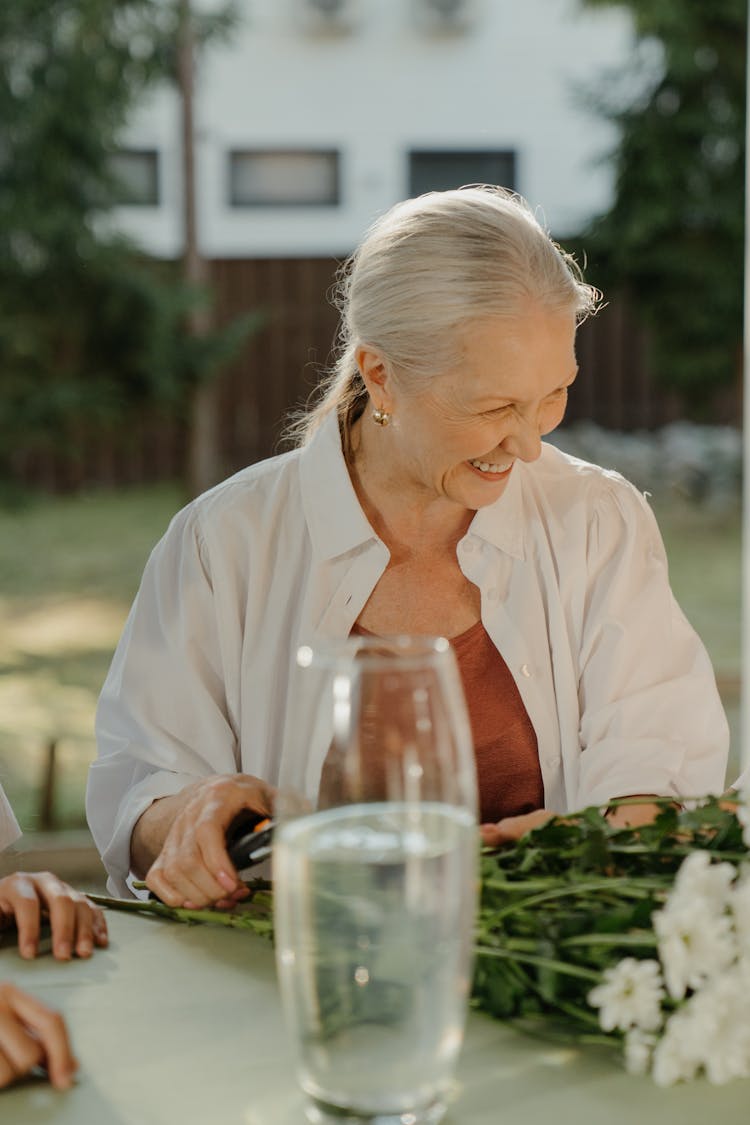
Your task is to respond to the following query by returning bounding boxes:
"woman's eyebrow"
[473,367,579,408]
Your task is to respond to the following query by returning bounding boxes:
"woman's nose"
[502,415,542,463]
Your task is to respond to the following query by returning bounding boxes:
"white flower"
[653,898,736,1000]
[624,1028,657,1076]
[588,958,665,1032]
[686,970,750,1084]
[650,965,750,1086]
[667,849,735,914]
[651,1008,700,1086]
[730,869,750,949]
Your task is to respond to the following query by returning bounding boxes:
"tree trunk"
[178,0,222,497]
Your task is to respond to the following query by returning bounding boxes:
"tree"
[0,0,251,489]
[576,0,746,413]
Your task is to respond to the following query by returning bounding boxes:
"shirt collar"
[468,459,526,560]
[299,413,378,560]
[299,411,528,562]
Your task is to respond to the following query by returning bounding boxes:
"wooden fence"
[9,257,742,492]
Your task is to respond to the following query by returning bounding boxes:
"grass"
[652,497,742,681]
[0,485,742,833]
[652,497,742,784]
[0,484,185,830]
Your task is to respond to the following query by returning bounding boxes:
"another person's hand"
[0,873,108,961]
[142,774,275,910]
[0,982,77,1091]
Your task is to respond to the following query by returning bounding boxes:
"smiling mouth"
[468,458,513,475]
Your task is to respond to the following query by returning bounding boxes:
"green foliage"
[576,0,746,411]
[472,796,745,1034]
[0,0,251,480]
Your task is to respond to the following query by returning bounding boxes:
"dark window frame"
[408,148,517,197]
[109,148,160,207]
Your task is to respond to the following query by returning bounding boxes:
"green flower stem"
[552,997,603,1028]
[512,1018,618,1050]
[88,893,273,933]
[607,844,749,862]
[559,931,658,951]
[480,878,668,922]
[474,944,601,983]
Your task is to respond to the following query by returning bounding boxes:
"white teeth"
[469,458,512,474]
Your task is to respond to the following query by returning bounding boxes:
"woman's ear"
[355,345,394,412]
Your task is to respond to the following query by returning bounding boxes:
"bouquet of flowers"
[472,795,750,1086]
[93,794,750,1086]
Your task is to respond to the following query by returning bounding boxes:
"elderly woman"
[87,187,728,906]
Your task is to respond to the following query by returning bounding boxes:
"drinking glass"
[273,635,478,1125]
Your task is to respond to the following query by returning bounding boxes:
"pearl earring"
[372,407,391,427]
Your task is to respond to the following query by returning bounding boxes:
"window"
[229,149,341,207]
[414,0,477,33]
[109,149,160,206]
[408,150,516,197]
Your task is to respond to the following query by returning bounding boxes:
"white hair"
[286,186,600,453]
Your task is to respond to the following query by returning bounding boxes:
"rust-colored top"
[348,621,543,824]
[450,619,543,824]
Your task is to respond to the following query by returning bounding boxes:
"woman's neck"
[347,418,473,559]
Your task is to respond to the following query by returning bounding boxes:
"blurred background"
[0,0,743,883]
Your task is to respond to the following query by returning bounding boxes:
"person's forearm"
[130,792,188,878]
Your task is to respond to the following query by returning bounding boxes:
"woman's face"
[375,305,579,512]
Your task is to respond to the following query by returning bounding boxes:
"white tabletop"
[2,909,749,1124]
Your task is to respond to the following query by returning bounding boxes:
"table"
[3,909,748,1124]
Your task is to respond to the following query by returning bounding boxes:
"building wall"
[112,0,636,257]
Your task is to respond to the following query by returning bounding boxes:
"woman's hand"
[480,809,554,847]
[141,774,275,910]
[0,873,108,962]
[480,796,667,848]
[604,799,665,830]
[0,982,77,1091]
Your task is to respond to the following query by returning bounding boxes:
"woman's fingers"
[0,872,108,960]
[0,874,43,958]
[42,877,79,961]
[146,859,223,909]
[480,809,554,848]
[91,907,109,949]
[0,1001,44,1086]
[0,983,78,1091]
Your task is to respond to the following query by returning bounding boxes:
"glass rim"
[297,633,453,670]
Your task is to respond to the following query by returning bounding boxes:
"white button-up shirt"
[0,783,22,852]
[87,415,729,895]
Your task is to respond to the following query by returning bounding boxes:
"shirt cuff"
[576,738,687,810]
[102,770,200,897]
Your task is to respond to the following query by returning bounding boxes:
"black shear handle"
[225,808,275,876]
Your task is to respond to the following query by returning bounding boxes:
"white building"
[112,0,636,258]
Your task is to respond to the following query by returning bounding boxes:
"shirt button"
[520,664,531,678]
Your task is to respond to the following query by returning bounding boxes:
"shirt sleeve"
[575,477,729,808]
[87,506,240,895]
[0,782,22,852]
